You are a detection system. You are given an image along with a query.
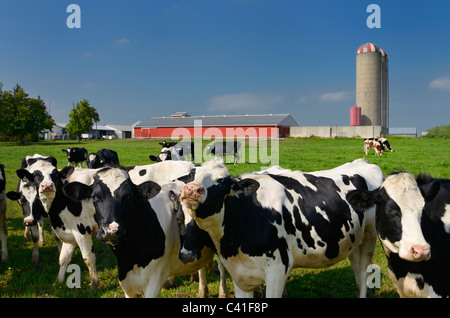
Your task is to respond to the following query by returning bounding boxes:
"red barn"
[134,113,298,139]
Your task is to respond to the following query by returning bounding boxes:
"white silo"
[355,43,388,128]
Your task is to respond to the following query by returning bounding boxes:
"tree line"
[0,83,99,143]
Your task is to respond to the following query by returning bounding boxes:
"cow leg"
[348,220,377,298]
[37,218,45,246]
[73,232,99,289]
[265,269,288,298]
[143,267,170,298]
[0,204,8,263]
[0,227,7,263]
[197,267,208,298]
[30,225,40,263]
[217,258,229,298]
[56,242,76,283]
[233,283,254,298]
[51,227,62,252]
[24,225,30,242]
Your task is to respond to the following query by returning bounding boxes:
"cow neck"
[108,197,166,282]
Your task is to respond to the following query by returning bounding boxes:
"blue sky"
[1,1,449,135]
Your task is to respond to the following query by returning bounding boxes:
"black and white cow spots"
[180,159,383,297]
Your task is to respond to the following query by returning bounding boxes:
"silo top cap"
[356,43,387,57]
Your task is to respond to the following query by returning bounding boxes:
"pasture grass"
[0,136,448,298]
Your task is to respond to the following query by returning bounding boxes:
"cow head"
[177,162,259,263]
[179,162,256,221]
[172,189,216,264]
[347,172,440,262]
[6,173,47,226]
[63,168,162,245]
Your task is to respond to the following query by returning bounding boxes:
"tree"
[66,99,100,141]
[0,83,55,143]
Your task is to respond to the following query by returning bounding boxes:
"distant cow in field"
[149,141,195,162]
[205,140,241,164]
[364,138,384,155]
[0,164,8,263]
[87,149,120,169]
[347,172,450,298]
[62,147,88,167]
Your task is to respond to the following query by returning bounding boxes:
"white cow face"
[347,172,440,262]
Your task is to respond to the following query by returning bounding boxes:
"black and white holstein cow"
[6,154,99,288]
[6,154,57,262]
[364,138,393,156]
[179,159,384,297]
[87,148,120,169]
[347,172,450,297]
[64,161,227,297]
[127,160,227,297]
[62,147,88,167]
[0,164,8,263]
[149,141,195,162]
[205,140,241,164]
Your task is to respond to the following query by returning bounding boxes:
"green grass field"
[0,136,448,298]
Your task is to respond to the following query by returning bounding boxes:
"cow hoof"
[90,279,99,290]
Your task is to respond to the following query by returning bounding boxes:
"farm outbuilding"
[134,113,299,138]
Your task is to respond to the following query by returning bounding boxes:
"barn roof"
[138,114,299,128]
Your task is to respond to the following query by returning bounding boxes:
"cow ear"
[47,156,58,168]
[59,166,75,179]
[149,155,157,162]
[169,190,180,212]
[346,189,378,210]
[233,178,260,196]
[63,182,92,201]
[420,180,440,203]
[16,169,34,182]
[177,168,196,184]
[6,191,21,201]
[137,181,161,200]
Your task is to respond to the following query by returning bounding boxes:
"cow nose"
[183,183,205,198]
[99,225,119,244]
[179,248,197,264]
[411,245,431,261]
[23,217,36,227]
[40,182,55,192]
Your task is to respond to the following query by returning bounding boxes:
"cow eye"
[217,178,225,183]
[386,207,400,217]
[92,195,101,203]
